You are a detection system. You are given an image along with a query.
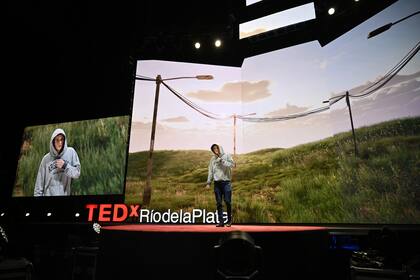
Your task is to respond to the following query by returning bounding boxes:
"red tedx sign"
[86,204,140,222]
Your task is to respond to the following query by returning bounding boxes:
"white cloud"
[161,116,189,123]
[187,80,271,103]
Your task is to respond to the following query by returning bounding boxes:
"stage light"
[0,213,4,217]
[215,39,222,48]
[194,42,201,49]
[328,8,335,15]
[0,226,7,243]
[25,212,30,217]
[214,231,263,279]
[47,212,52,217]
[93,223,101,234]
[75,213,80,217]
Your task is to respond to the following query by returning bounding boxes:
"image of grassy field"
[13,115,130,196]
[125,117,420,224]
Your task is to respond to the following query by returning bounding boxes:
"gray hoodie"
[34,128,81,196]
[207,144,235,184]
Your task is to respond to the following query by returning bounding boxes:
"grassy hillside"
[125,117,420,224]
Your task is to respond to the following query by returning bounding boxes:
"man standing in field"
[206,144,235,227]
[34,128,81,196]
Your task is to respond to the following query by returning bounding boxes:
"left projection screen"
[12,115,130,197]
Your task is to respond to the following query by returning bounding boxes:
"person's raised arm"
[220,153,235,168]
[63,149,81,179]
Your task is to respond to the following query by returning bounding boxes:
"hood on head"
[50,128,67,158]
[210,143,224,155]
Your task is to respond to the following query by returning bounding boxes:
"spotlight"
[47,212,52,217]
[0,213,4,217]
[214,231,263,279]
[25,212,30,217]
[194,42,201,49]
[75,213,80,217]
[215,39,222,48]
[328,8,335,15]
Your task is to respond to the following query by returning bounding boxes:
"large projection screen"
[126,0,420,224]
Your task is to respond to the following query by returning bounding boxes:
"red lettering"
[113,204,128,222]
[86,203,141,222]
[129,205,140,217]
[86,204,98,222]
[99,204,112,222]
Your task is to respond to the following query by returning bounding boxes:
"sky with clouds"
[130,0,420,154]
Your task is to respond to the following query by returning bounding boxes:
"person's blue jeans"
[214,181,232,224]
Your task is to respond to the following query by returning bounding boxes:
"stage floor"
[101,224,328,233]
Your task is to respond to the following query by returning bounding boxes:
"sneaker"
[216,223,224,227]
[225,221,232,227]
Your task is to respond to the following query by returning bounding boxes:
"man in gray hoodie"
[34,128,81,196]
[206,144,235,227]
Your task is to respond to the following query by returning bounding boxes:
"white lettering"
[138,209,228,224]
[152,211,161,222]
[162,209,170,223]
[139,209,150,223]
[171,212,179,223]
[183,212,192,223]
[192,209,202,222]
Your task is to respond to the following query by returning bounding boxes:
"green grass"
[14,115,130,196]
[125,117,420,224]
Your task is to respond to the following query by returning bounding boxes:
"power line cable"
[237,105,330,122]
[162,81,231,120]
[350,40,420,98]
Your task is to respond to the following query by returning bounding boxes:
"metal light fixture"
[368,10,420,39]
